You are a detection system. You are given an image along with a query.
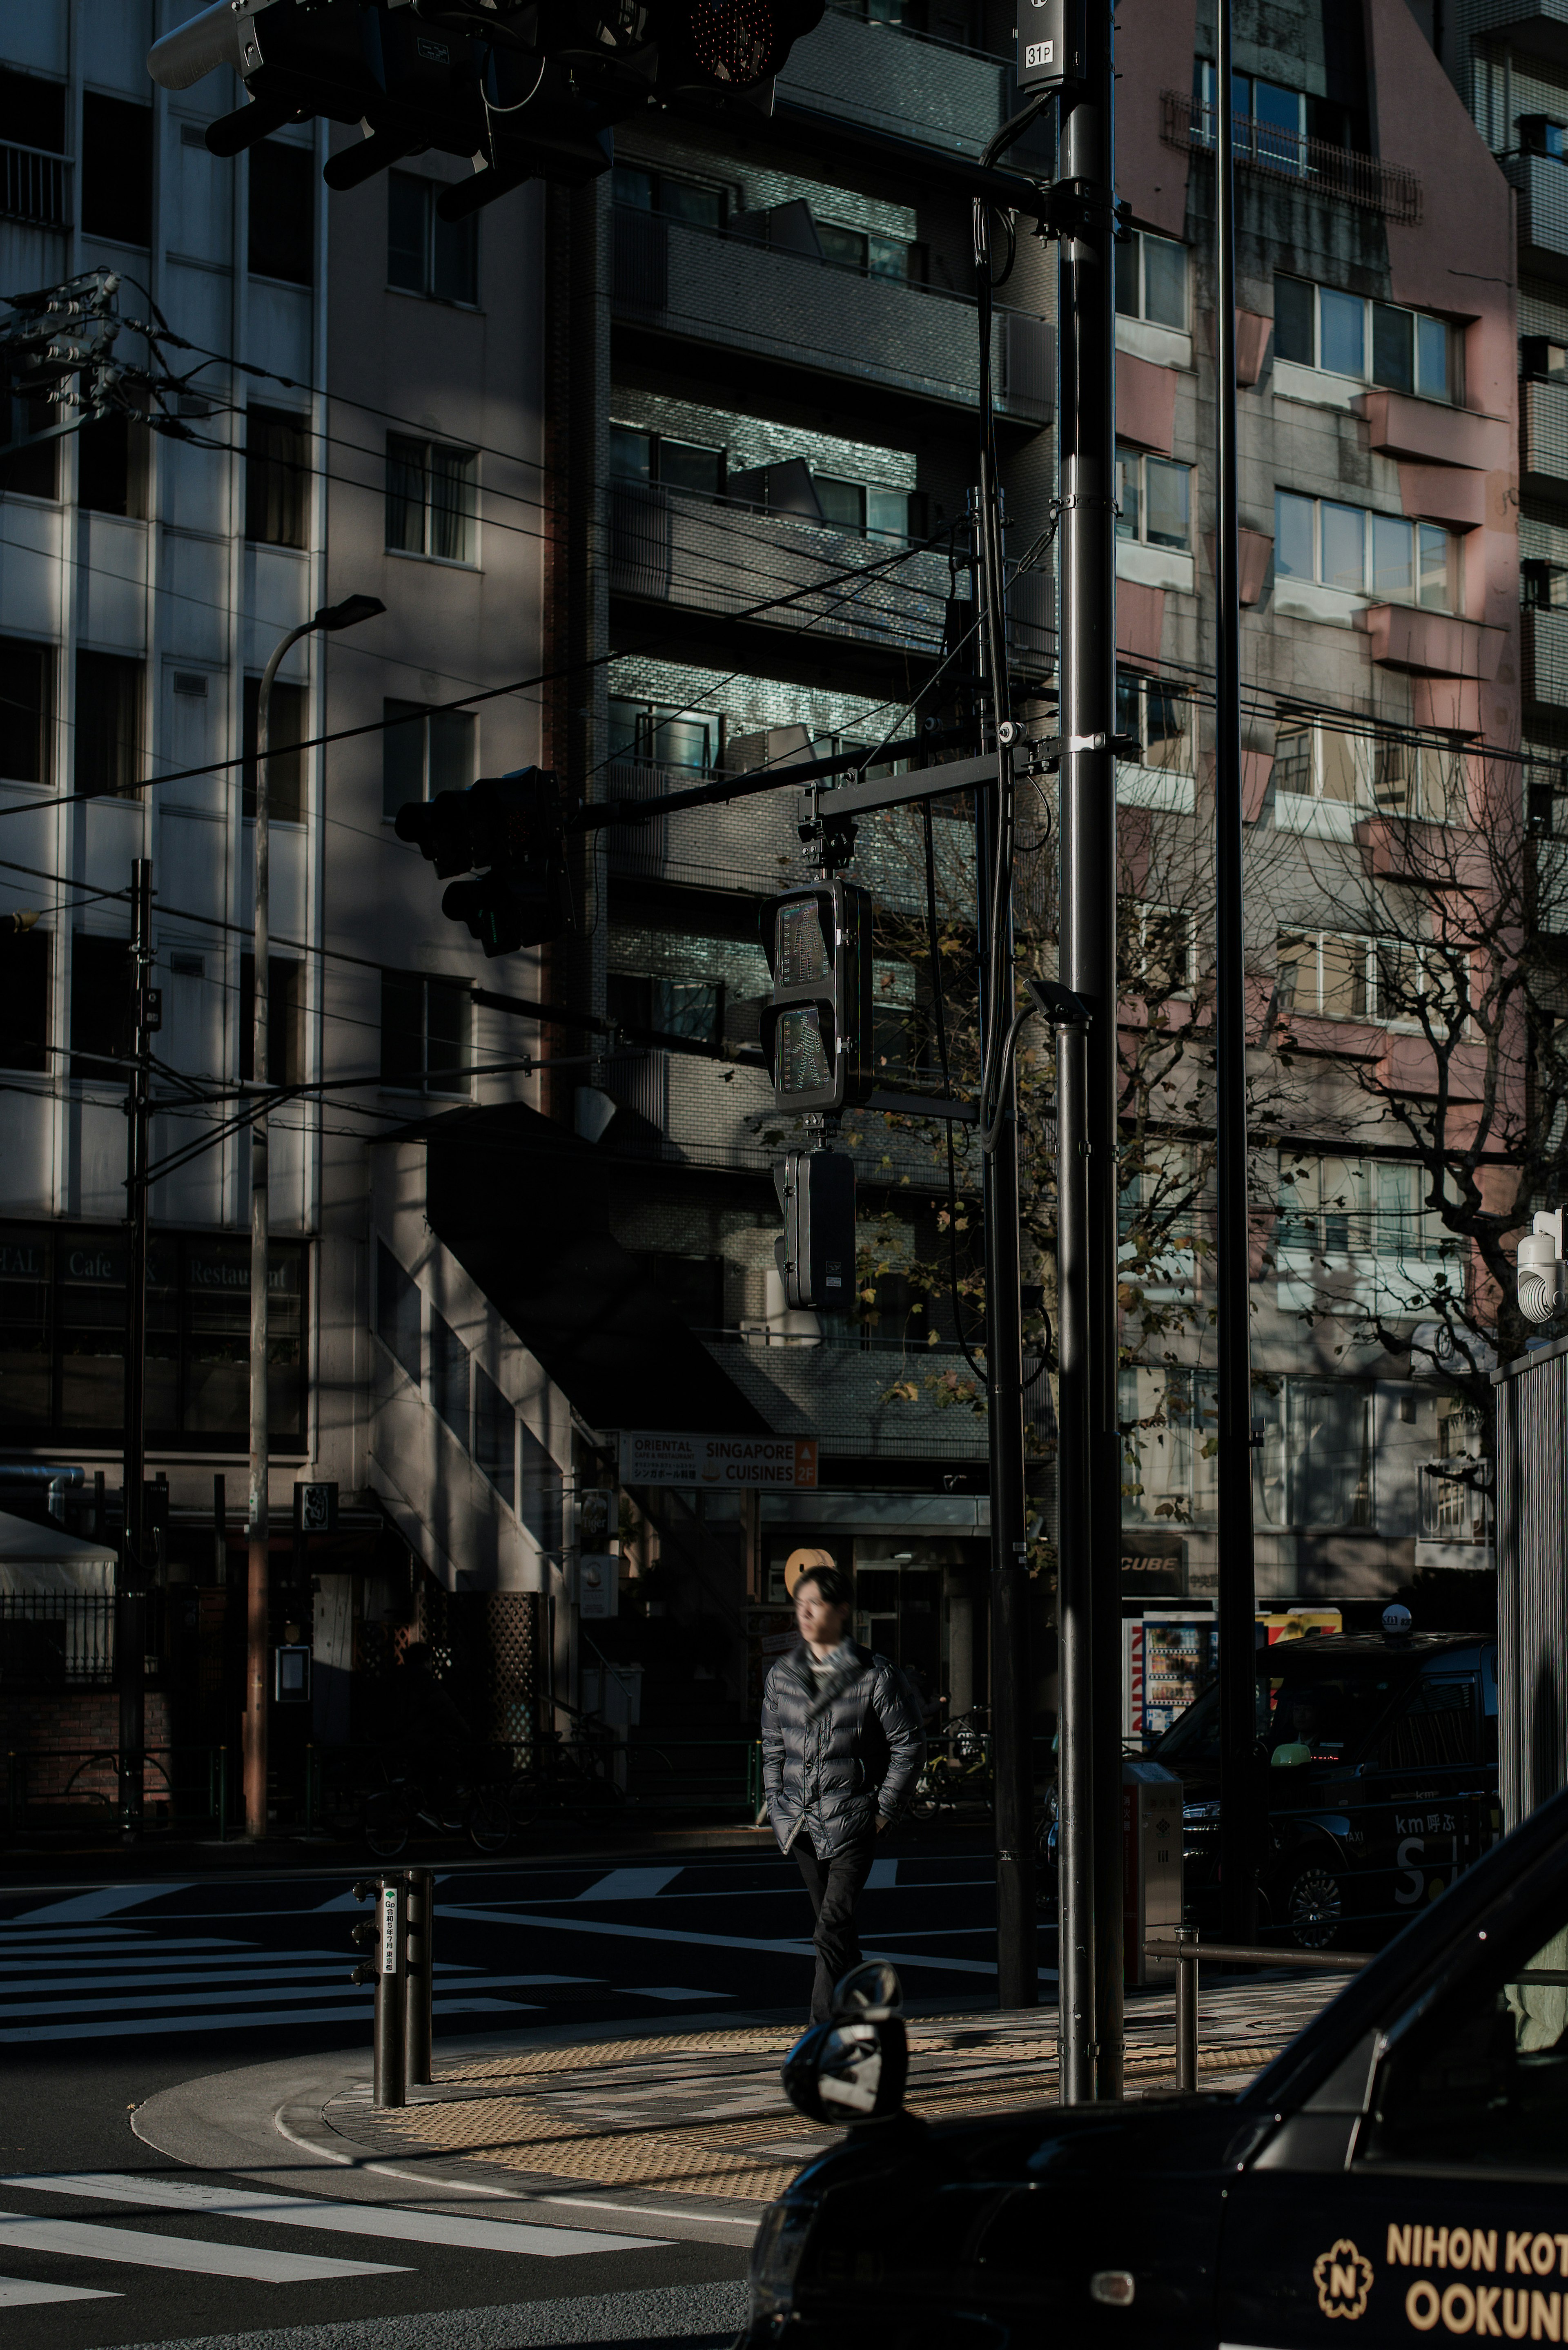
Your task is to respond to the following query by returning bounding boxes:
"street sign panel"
[617,1433,819,1489]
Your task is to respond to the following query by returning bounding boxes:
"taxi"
[1154,1628,1499,1947]
[741,1777,1568,2348]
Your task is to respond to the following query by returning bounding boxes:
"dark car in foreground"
[1156,1629,1499,1947]
[742,1777,1568,2348]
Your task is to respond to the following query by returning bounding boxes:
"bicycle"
[911,1707,993,1819]
[362,1750,512,1859]
[506,1702,630,1833]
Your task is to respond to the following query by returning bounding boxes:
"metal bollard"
[352,1875,408,2108]
[405,1866,434,2089]
[1175,1925,1198,2093]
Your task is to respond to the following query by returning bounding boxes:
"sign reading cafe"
[617,1433,819,1489]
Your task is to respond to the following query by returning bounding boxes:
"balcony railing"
[606,480,951,656]
[612,206,1045,416]
[1163,91,1422,224]
[1,141,70,229]
[1276,1208,1461,1266]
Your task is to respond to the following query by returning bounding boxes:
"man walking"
[760,1563,925,2024]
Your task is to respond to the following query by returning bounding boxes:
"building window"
[0,389,58,500]
[242,676,307,824]
[375,1240,421,1386]
[1275,491,1454,610]
[612,164,728,230]
[0,1220,306,1443]
[69,934,132,1078]
[380,969,472,1094]
[608,972,724,1044]
[429,1308,470,1447]
[0,67,67,157]
[1115,230,1187,330]
[1193,61,1364,164]
[382,700,476,821]
[607,698,718,771]
[1116,444,1191,551]
[1276,930,1462,1028]
[245,406,311,548]
[815,219,925,282]
[74,652,141,799]
[475,1365,514,1506]
[1120,1365,1219,1526]
[1252,1378,1374,1530]
[78,410,148,519]
[386,435,477,564]
[1277,1154,1460,1267]
[1274,275,1454,402]
[813,476,922,543]
[610,425,725,501]
[80,94,151,246]
[0,923,48,1072]
[1122,903,1199,997]
[519,1416,563,1553]
[1115,669,1193,770]
[1272,720,1463,819]
[386,171,478,304]
[238,954,303,1086]
[0,637,51,785]
[248,139,314,285]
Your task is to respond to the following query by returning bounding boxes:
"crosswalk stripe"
[0,1971,580,2024]
[0,1997,526,2045]
[0,1937,247,1956]
[0,2274,120,2305]
[577,1867,684,1902]
[8,1887,190,1924]
[11,2176,664,2258]
[0,2210,406,2281]
[626,1987,734,2002]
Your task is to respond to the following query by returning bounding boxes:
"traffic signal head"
[649,0,824,96]
[395,767,573,955]
[760,880,874,1114]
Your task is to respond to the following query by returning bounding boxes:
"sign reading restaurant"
[617,1433,819,1489]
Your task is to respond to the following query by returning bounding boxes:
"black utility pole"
[1212,0,1259,1945]
[118,857,156,1844]
[1055,0,1124,2095]
[973,695,1038,2010]
[1052,988,1095,2100]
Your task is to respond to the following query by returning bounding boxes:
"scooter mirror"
[830,1960,902,2020]
[782,2011,909,2128]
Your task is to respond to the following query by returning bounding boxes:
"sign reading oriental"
[618,1433,818,1489]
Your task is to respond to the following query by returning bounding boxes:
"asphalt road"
[0,1841,1024,2350]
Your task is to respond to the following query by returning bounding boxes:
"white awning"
[0,1509,116,1594]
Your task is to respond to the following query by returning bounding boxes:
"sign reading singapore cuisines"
[617,1433,819,1489]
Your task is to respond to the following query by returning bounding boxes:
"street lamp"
[244,592,383,1842]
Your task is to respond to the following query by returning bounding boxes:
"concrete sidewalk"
[133,1971,1350,2240]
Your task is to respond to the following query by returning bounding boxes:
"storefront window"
[0,1222,306,1445]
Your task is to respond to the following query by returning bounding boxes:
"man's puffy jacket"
[760,1641,925,1859]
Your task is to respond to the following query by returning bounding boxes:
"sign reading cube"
[760,880,874,1114]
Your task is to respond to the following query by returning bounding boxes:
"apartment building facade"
[1109,0,1518,1696]
[0,0,563,1766]
[0,0,1523,1772]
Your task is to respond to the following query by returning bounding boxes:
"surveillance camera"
[1518,1208,1567,1326]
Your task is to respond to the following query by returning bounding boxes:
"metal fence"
[5,1745,230,1835]
[1162,90,1423,223]
[0,1594,117,1686]
[1496,1338,1568,1828]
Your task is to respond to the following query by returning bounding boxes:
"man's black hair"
[796,1563,853,1610]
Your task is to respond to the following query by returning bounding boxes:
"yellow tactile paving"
[351,2016,1292,2203]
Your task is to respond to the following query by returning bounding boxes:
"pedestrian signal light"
[760,880,873,1114]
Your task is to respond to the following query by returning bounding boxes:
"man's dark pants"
[793,1829,877,2024]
